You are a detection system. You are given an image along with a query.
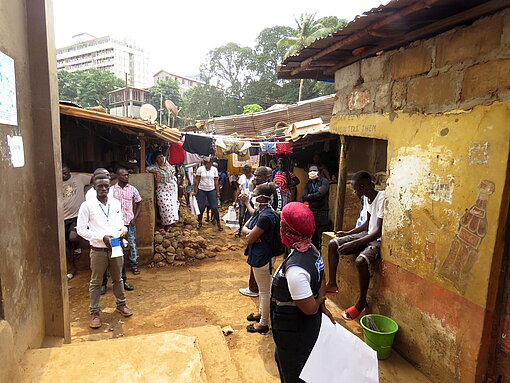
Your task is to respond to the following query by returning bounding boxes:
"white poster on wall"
[0,51,17,126]
[7,135,24,167]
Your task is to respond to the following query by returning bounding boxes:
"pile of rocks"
[148,227,213,268]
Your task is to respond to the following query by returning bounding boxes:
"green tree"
[200,43,254,99]
[251,25,296,82]
[277,13,336,101]
[147,79,182,125]
[57,69,124,108]
[317,16,348,31]
[182,84,242,124]
[243,104,263,114]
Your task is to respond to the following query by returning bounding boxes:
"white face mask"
[309,171,319,180]
[252,195,272,209]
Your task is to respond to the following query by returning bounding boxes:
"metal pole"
[334,135,348,231]
[139,136,146,173]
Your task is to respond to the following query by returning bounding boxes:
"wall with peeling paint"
[326,8,510,383]
[327,102,510,383]
[0,1,68,381]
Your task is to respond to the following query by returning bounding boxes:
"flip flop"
[342,305,365,321]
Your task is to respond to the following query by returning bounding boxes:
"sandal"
[234,233,241,238]
[197,222,202,229]
[246,313,261,322]
[217,226,223,231]
[246,323,269,334]
[342,305,366,321]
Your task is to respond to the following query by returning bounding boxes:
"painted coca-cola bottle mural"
[440,180,495,294]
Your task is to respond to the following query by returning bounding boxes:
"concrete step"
[20,325,240,383]
[20,331,207,383]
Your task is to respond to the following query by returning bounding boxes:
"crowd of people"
[62,150,384,382]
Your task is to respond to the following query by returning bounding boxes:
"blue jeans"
[197,189,219,223]
[126,225,139,268]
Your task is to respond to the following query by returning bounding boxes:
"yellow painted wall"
[330,101,510,309]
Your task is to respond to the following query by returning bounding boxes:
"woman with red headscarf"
[271,202,335,382]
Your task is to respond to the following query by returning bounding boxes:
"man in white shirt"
[77,177,133,329]
[325,171,384,321]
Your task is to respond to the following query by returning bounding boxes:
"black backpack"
[261,209,285,258]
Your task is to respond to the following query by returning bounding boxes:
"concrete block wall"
[333,9,510,116]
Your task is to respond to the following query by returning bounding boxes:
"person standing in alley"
[77,177,133,329]
[271,201,334,382]
[272,157,300,207]
[302,164,330,249]
[238,166,282,297]
[194,159,222,231]
[147,152,179,231]
[62,164,90,280]
[112,167,142,275]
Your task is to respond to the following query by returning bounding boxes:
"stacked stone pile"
[148,206,245,268]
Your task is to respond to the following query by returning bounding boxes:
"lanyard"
[311,181,318,192]
[99,203,110,221]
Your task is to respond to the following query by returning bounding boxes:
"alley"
[58,207,432,383]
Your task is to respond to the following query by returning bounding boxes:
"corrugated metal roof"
[209,94,336,138]
[278,0,510,80]
[59,104,182,143]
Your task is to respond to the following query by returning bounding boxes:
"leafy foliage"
[181,84,242,124]
[147,79,182,124]
[277,13,333,60]
[200,43,255,99]
[57,69,124,108]
[243,104,263,114]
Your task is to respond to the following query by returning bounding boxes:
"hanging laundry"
[232,154,260,168]
[260,142,277,155]
[276,141,293,154]
[183,133,213,156]
[249,145,260,156]
[215,137,251,155]
[184,152,210,166]
[169,142,185,164]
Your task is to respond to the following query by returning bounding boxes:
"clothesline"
[161,132,293,167]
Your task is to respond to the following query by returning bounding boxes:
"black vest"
[271,246,321,303]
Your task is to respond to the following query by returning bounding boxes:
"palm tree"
[277,13,334,101]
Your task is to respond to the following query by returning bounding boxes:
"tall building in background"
[56,33,149,88]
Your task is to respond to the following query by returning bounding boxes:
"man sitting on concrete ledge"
[326,171,384,321]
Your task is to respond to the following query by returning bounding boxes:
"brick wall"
[333,9,510,115]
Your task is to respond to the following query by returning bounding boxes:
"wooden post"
[139,136,146,173]
[334,135,348,231]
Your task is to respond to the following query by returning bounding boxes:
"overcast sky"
[53,0,387,78]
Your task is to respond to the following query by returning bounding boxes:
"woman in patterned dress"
[147,152,179,230]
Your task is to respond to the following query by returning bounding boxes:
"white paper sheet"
[7,135,24,167]
[300,314,379,383]
[0,51,17,126]
[111,244,124,258]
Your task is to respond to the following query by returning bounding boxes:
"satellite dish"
[165,99,179,116]
[140,104,158,122]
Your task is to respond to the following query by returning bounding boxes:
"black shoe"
[124,282,134,291]
[100,285,106,295]
[246,323,269,334]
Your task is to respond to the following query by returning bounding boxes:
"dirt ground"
[67,206,432,383]
[68,211,284,382]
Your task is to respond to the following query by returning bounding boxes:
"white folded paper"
[300,314,379,383]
